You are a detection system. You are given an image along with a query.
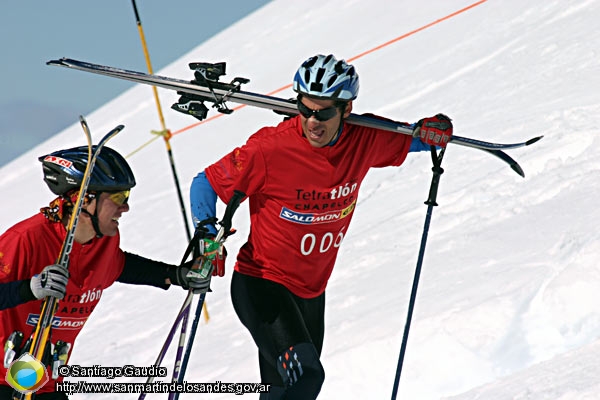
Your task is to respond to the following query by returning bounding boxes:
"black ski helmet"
[39,146,136,196]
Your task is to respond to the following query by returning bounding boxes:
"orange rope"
[348,0,488,62]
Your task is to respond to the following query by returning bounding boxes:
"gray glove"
[30,264,69,300]
[168,260,212,294]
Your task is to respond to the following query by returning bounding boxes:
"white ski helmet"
[293,54,359,101]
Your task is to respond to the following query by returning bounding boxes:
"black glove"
[30,264,69,300]
[167,259,212,294]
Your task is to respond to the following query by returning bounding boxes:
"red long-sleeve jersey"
[205,115,412,298]
[0,213,125,393]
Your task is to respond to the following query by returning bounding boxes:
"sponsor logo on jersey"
[0,252,10,275]
[329,182,358,200]
[295,182,358,202]
[79,288,103,303]
[26,314,88,330]
[280,201,355,225]
[294,181,359,211]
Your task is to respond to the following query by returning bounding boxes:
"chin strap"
[80,191,103,238]
[80,208,103,238]
[327,103,348,146]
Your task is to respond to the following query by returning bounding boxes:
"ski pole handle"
[216,190,245,242]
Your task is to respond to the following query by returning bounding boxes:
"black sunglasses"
[297,101,339,122]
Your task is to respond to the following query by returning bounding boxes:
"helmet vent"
[315,68,325,83]
[303,69,311,84]
[95,157,116,180]
[310,67,325,91]
[310,82,324,92]
[73,160,87,173]
[305,56,318,68]
[327,75,338,88]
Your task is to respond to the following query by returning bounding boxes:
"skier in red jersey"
[190,54,453,399]
[0,146,211,399]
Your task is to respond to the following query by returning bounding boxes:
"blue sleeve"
[408,122,440,152]
[190,171,218,235]
[409,137,431,152]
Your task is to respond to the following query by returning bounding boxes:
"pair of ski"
[47,57,543,177]
[13,116,242,398]
[11,117,123,400]
[139,191,244,400]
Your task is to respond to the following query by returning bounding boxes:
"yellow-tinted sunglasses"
[107,190,130,206]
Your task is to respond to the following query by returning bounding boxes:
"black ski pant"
[231,271,325,399]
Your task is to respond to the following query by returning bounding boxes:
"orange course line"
[348,0,488,62]
[171,0,487,137]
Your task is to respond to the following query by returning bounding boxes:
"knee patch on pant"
[276,342,324,396]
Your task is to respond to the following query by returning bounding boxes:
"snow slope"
[1,0,599,398]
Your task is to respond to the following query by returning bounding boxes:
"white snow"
[2,0,599,398]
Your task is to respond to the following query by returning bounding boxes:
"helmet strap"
[327,103,348,146]
[81,192,104,238]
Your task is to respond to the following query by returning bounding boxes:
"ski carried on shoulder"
[47,57,542,177]
[11,117,124,400]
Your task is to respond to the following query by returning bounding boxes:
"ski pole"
[391,147,445,399]
[171,190,245,400]
[138,295,192,400]
[169,230,206,386]
[129,0,193,243]
[138,228,207,399]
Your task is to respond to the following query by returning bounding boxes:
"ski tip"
[79,116,92,139]
[511,162,525,178]
[108,125,126,135]
[79,116,89,130]
[46,58,67,66]
[526,136,543,146]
